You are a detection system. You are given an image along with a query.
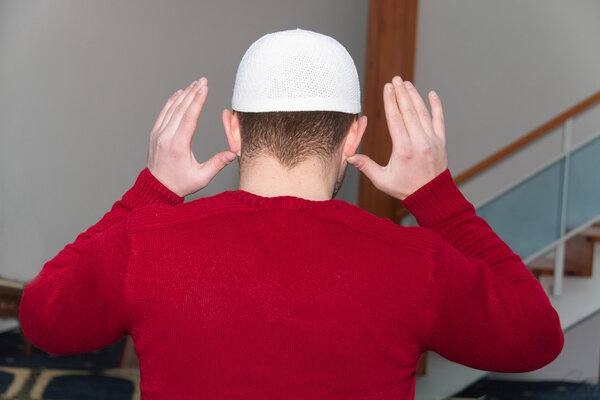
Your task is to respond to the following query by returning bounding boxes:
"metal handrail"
[454,90,600,185]
[475,128,600,210]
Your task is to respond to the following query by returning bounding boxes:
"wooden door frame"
[360,0,426,375]
[359,0,418,223]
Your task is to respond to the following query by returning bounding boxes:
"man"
[20,29,563,399]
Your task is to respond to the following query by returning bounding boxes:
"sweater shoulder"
[327,202,441,258]
[127,192,253,233]
[126,192,441,259]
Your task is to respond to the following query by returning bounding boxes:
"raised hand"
[348,76,448,200]
[148,78,237,197]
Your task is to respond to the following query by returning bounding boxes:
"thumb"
[347,154,391,196]
[347,154,381,180]
[196,150,237,186]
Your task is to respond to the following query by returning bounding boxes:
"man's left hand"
[147,78,237,197]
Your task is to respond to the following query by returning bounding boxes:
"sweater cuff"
[401,169,473,228]
[121,169,184,209]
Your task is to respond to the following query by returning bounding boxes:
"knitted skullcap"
[232,29,361,114]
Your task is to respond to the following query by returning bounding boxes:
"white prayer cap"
[232,29,361,114]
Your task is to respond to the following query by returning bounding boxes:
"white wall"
[0,1,368,282]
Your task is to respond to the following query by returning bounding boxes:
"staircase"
[529,228,597,280]
[413,90,600,399]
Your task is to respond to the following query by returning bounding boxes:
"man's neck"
[239,156,337,201]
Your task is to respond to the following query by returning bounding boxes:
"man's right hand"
[348,76,448,201]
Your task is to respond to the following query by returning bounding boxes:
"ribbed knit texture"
[20,169,563,399]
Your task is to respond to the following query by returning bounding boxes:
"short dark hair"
[236,111,357,169]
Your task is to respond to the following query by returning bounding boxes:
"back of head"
[232,29,361,168]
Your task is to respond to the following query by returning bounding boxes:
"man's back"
[129,189,433,398]
[21,169,562,399]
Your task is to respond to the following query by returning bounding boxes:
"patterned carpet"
[4,328,600,399]
[455,378,600,400]
[0,330,139,400]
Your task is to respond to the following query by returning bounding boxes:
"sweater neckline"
[223,190,348,212]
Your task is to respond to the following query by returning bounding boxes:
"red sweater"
[20,169,563,399]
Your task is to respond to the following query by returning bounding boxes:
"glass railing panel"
[476,160,565,259]
[566,135,600,229]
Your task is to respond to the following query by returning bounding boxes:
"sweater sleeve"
[402,170,564,372]
[19,169,183,355]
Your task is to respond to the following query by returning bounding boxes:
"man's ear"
[222,109,242,156]
[342,115,367,159]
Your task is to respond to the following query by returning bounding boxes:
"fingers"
[383,83,410,150]
[169,79,207,131]
[159,79,200,133]
[429,90,446,142]
[403,81,434,137]
[175,83,209,148]
[152,90,182,133]
[392,76,426,142]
